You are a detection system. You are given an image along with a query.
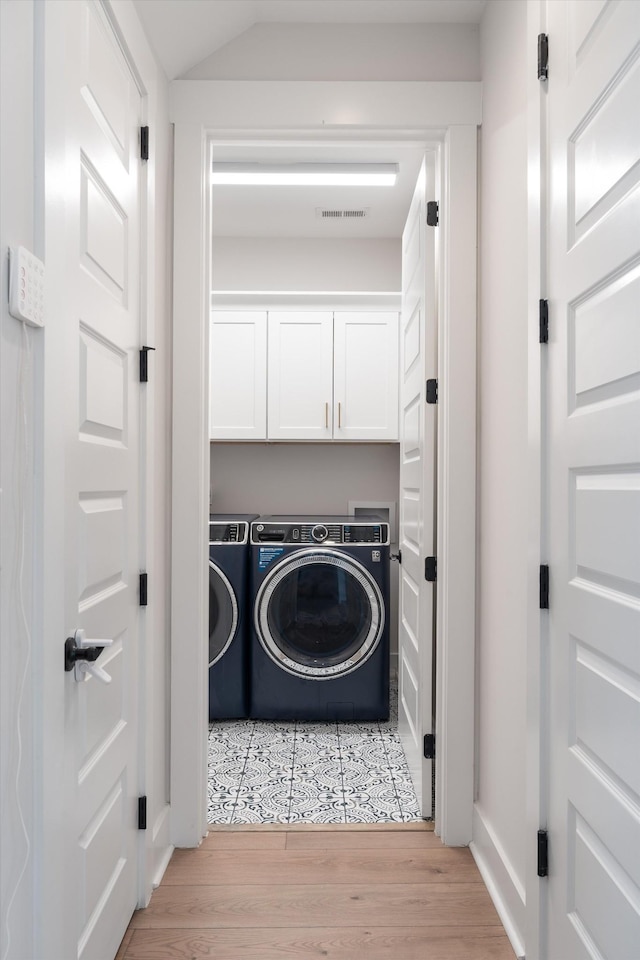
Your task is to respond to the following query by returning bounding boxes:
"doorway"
[170,99,478,847]
[206,139,433,824]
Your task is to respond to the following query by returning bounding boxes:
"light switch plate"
[8,246,45,328]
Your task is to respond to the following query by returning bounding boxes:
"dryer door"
[255,549,384,679]
[209,560,238,666]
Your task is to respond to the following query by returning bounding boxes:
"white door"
[333,312,399,441]
[50,2,144,957]
[267,311,333,440]
[546,2,640,957]
[397,158,437,816]
[210,311,267,439]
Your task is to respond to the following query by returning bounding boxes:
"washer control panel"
[251,519,389,546]
[311,523,329,542]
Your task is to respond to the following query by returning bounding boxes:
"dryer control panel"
[251,517,390,546]
[209,521,249,544]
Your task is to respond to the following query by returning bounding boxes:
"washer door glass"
[256,550,384,679]
[209,561,238,666]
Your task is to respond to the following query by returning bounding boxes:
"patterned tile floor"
[207,682,423,824]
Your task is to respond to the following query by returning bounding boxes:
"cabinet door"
[333,312,399,441]
[268,312,334,440]
[210,311,267,439]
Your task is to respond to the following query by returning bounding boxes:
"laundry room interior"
[207,141,430,824]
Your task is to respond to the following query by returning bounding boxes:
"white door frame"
[170,80,479,847]
[525,3,547,957]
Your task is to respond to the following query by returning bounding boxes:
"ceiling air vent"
[316,207,370,220]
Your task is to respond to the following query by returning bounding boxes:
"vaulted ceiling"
[133,0,486,80]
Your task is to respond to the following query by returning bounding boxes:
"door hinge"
[537,829,548,877]
[391,550,402,564]
[539,564,549,610]
[425,556,437,582]
[539,299,549,344]
[423,733,435,759]
[139,572,148,607]
[537,34,549,81]
[426,201,439,226]
[140,126,149,161]
[139,345,156,383]
[426,378,438,404]
[138,796,147,830]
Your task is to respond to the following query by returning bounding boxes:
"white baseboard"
[151,804,174,891]
[470,804,526,960]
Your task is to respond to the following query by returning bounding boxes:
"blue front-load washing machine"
[208,513,257,719]
[250,516,390,721]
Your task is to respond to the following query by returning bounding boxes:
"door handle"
[325,402,329,429]
[65,628,113,683]
[338,402,342,429]
[75,659,112,684]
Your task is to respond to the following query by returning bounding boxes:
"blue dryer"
[208,514,257,719]
[250,516,390,721]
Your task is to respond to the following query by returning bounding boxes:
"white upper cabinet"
[333,312,399,441]
[210,311,267,439]
[267,311,334,440]
[210,309,399,441]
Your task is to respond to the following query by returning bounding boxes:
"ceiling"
[134,0,485,241]
[133,0,487,81]
[210,142,426,240]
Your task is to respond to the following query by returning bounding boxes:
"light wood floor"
[116,823,515,959]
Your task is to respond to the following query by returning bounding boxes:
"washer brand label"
[258,547,284,570]
[372,550,381,562]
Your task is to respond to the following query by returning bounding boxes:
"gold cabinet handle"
[338,402,342,428]
[325,402,329,428]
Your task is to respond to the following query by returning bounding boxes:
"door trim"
[170,83,480,847]
[433,125,477,845]
[524,2,547,957]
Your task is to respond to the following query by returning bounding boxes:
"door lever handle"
[75,659,112,685]
[65,628,113,683]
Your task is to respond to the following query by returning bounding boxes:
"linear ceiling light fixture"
[211,163,398,186]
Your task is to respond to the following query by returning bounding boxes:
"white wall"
[184,23,480,81]
[212,237,400,292]
[472,0,528,951]
[210,442,399,520]
[0,3,37,955]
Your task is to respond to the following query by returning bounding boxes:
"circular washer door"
[254,548,384,680]
[209,560,238,667]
